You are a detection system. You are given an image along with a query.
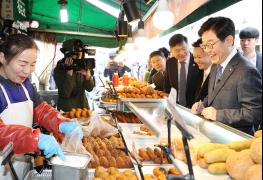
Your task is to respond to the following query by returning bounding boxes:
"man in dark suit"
[192,38,212,102]
[148,50,166,91]
[192,17,262,135]
[164,34,202,108]
[239,27,262,75]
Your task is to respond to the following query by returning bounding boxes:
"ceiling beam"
[28,28,116,38]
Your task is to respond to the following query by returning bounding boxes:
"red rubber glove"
[34,102,71,137]
[0,120,40,154]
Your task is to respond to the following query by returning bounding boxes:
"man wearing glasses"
[192,17,262,135]
[164,34,202,108]
[192,38,212,102]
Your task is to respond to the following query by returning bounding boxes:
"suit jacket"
[149,71,165,91]
[164,54,202,108]
[256,51,262,75]
[194,72,209,102]
[203,52,262,135]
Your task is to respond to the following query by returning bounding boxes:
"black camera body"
[60,39,96,74]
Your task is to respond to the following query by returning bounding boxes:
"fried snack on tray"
[116,84,168,99]
[112,112,141,124]
[138,147,169,164]
[84,136,132,169]
[94,166,138,180]
[62,108,92,119]
[144,167,181,179]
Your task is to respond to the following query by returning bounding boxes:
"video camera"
[60,39,96,74]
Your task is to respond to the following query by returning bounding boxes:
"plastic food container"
[51,152,91,180]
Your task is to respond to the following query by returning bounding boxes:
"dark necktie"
[215,64,223,87]
[179,62,187,106]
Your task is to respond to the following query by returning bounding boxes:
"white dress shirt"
[220,48,238,73]
[202,65,211,86]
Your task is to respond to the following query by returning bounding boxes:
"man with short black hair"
[192,38,212,102]
[192,17,262,135]
[239,27,262,75]
[148,50,166,91]
[164,34,202,108]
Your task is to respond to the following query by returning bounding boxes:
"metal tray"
[120,98,164,103]
[24,169,94,180]
[100,98,118,106]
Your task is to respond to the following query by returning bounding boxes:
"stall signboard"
[1,0,28,21]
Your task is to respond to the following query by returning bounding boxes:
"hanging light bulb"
[58,0,68,23]
[117,10,128,38]
[125,25,135,51]
[134,20,148,48]
[153,0,174,30]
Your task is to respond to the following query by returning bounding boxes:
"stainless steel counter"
[124,102,252,143]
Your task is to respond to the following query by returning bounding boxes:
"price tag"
[150,83,156,89]
[132,141,141,165]
[168,88,177,106]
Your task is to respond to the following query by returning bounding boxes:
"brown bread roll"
[250,137,262,164]
[244,164,262,180]
[226,150,255,180]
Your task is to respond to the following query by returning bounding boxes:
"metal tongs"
[115,122,144,180]
[106,81,118,96]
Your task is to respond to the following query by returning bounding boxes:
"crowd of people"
[145,17,262,135]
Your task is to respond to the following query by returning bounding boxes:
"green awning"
[26,0,242,47]
[29,0,157,47]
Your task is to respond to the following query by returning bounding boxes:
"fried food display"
[143,167,180,179]
[94,166,138,180]
[137,147,169,164]
[83,136,132,168]
[112,112,141,124]
[116,85,168,99]
[62,108,92,119]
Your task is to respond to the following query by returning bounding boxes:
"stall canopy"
[29,0,157,47]
[27,0,241,48]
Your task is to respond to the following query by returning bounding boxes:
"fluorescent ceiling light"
[60,5,68,23]
[86,0,120,18]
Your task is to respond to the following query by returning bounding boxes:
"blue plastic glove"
[59,122,83,140]
[38,133,65,160]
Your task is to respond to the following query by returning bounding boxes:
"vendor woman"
[0,34,83,179]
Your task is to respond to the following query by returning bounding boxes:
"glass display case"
[124,101,252,143]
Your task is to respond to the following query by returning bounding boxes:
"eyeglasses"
[200,40,220,50]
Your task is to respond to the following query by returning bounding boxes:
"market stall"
[14,80,259,180]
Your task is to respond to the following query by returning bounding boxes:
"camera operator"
[54,39,94,112]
